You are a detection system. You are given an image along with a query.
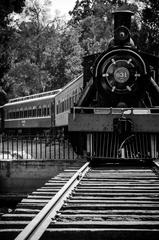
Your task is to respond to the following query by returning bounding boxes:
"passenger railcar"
[1,75,83,135]
[3,90,60,135]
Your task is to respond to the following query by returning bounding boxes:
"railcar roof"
[9,89,61,103]
[5,74,83,107]
[5,91,61,107]
[55,74,83,97]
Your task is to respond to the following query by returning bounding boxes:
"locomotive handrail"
[71,107,159,115]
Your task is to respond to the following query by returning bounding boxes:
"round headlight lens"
[114,67,130,83]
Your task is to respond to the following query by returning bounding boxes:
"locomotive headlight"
[94,48,147,98]
[114,67,130,83]
[114,26,130,45]
[102,59,134,93]
[119,31,126,40]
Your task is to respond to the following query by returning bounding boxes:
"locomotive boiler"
[68,10,159,160]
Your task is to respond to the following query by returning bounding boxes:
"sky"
[50,0,76,18]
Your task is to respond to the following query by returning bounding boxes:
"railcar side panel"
[55,75,83,127]
[3,94,56,134]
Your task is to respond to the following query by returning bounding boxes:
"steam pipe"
[147,77,159,105]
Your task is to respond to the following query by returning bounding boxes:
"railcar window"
[15,111,19,118]
[66,98,68,110]
[60,102,62,113]
[47,106,50,116]
[75,94,77,103]
[20,109,23,118]
[64,100,66,111]
[28,108,32,117]
[24,108,28,118]
[43,108,46,116]
[59,103,61,114]
[43,106,47,116]
[72,96,75,105]
[5,111,7,119]
[63,100,66,112]
[37,107,39,117]
[12,111,15,119]
[5,110,8,119]
[11,111,13,119]
[71,97,73,107]
[37,106,42,117]
[57,101,60,114]
[62,101,64,112]
[33,107,36,117]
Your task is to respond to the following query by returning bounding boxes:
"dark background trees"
[0,0,25,77]
[0,0,25,103]
[140,0,159,55]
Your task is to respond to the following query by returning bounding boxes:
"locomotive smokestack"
[113,10,134,31]
[112,10,134,46]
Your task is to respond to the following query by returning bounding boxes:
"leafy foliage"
[2,0,83,97]
[141,0,159,54]
[0,0,25,85]
[3,60,52,98]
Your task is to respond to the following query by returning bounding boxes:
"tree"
[0,0,25,82]
[45,22,83,89]
[3,60,52,98]
[2,0,55,95]
[141,0,159,55]
[0,0,25,104]
[61,27,83,83]
[2,0,83,97]
[10,0,53,66]
[69,0,93,24]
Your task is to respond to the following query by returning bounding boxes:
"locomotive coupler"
[113,116,133,135]
[113,116,134,158]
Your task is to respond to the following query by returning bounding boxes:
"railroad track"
[1,160,159,240]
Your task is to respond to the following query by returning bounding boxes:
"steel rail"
[15,162,90,240]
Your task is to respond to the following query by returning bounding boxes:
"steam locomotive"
[68,10,159,160]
